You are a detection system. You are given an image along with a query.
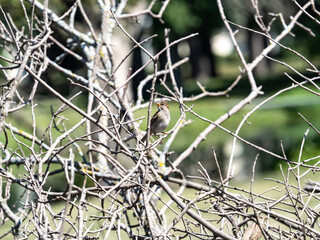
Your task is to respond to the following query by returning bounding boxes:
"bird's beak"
[156,102,161,107]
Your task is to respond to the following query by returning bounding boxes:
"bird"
[141,100,170,142]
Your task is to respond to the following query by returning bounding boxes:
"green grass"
[2,96,87,157]
[136,85,320,152]
[3,81,320,176]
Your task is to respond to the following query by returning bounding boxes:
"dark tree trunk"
[247,19,272,76]
[189,34,216,80]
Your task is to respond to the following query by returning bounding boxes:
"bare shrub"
[0,0,320,239]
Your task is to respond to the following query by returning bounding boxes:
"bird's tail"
[141,133,147,142]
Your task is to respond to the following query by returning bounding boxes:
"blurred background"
[1,0,320,182]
